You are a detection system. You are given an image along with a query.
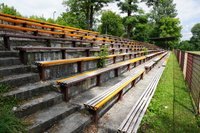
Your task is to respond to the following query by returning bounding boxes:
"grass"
[0,84,27,133]
[138,53,200,133]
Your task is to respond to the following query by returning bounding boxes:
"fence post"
[183,52,188,79]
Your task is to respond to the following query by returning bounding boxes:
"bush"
[0,84,27,133]
[97,45,109,68]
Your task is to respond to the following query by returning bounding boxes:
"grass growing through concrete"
[0,84,26,133]
[139,53,200,133]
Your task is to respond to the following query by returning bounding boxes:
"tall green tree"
[159,17,182,48]
[150,0,177,23]
[63,0,113,30]
[98,10,124,36]
[117,0,139,38]
[0,3,21,16]
[190,23,200,50]
[145,0,181,49]
[132,14,153,42]
[177,40,194,51]
[56,12,87,29]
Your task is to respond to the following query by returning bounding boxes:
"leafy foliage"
[132,14,153,42]
[146,0,182,49]
[29,15,47,22]
[158,17,182,49]
[56,12,87,29]
[0,3,21,16]
[190,23,200,50]
[98,10,123,36]
[117,0,139,38]
[176,40,194,51]
[0,84,27,133]
[63,0,113,30]
[97,45,109,68]
[143,47,148,55]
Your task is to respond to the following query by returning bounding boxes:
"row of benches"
[145,52,168,73]
[84,69,145,122]
[83,52,168,124]
[0,14,152,47]
[0,32,148,51]
[118,52,169,133]
[36,50,158,80]
[0,13,158,51]
[56,51,165,101]
[0,13,99,36]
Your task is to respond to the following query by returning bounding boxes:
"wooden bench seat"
[84,69,145,122]
[0,13,99,36]
[0,33,111,50]
[57,56,147,101]
[118,67,165,133]
[153,52,168,63]
[36,52,156,80]
[144,61,156,73]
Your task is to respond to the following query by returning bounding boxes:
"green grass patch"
[0,84,27,133]
[139,53,200,133]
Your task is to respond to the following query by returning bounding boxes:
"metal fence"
[174,50,200,114]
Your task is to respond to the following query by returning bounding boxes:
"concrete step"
[48,112,91,133]
[0,46,5,51]
[0,51,19,57]
[0,73,40,87]
[3,81,55,100]
[14,92,63,118]
[0,57,21,67]
[0,65,30,77]
[24,102,80,133]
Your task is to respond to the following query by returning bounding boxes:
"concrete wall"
[23,50,99,65]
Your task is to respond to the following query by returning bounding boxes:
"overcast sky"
[1,0,200,40]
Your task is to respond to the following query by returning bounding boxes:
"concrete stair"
[0,57,21,67]
[48,112,91,133]
[3,81,55,100]
[0,49,159,133]
[24,102,80,133]
[0,51,18,57]
[0,50,87,133]
[0,65,31,77]
[0,73,40,87]
[14,91,63,118]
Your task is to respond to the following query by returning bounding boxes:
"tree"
[158,17,182,49]
[117,0,139,38]
[56,12,87,29]
[63,0,113,30]
[141,0,159,7]
[0,3,21,16]
[132,14,153,42]
[98,10,124,36]
[150,0,177,23]
[177,40,194,51]
[29,15,47,22]
[145,0,181,49]
[190,23,200,50]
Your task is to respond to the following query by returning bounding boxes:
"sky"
[1,0,200,40]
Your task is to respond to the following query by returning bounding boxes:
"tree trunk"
[86,6,90,30]
[127,0,132,39]
[89,5,94,30]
